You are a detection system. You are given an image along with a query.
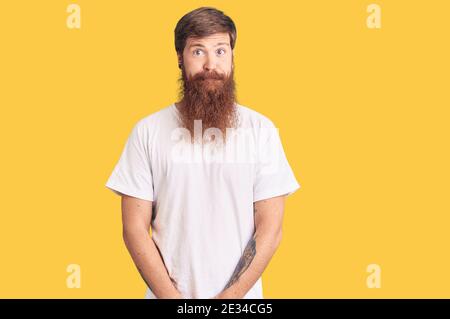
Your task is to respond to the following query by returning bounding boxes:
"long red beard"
[176,66,237,138]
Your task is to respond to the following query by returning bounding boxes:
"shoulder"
[137,104,174,128]
[128,104,175,140]
[236,103,277,129]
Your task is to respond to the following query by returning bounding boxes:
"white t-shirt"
[105,103,300,299]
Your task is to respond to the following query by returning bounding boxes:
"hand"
[165,290,183,299]
[211,291,232,299]
[173,292,184,299]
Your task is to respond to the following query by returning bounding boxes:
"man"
[105,7,300,299]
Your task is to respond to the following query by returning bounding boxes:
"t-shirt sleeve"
[253,124,301,202]
[105,121,154,201]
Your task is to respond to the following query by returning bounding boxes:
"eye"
[193,49,204,56]
[216,48,226,56]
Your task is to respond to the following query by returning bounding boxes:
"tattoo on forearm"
[224,233,257,289]
[222,204,259,289]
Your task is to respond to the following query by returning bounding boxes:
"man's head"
[174,7,238,137]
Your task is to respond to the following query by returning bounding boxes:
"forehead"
[185,32,230,48]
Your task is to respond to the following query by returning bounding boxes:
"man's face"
[179,32,233,84]
[176,32,237,138]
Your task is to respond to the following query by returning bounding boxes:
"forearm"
[123,227,182,299]
[216,225,282,299]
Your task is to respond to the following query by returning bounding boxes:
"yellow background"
[0,0,449,298]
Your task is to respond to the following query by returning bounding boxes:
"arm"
[121,194,182,299]
[214,195,286,299]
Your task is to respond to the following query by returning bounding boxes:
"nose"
[203,53,217,72]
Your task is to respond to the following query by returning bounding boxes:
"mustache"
[190,70,226,81]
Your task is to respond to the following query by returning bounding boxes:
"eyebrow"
[188,42,230,49]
